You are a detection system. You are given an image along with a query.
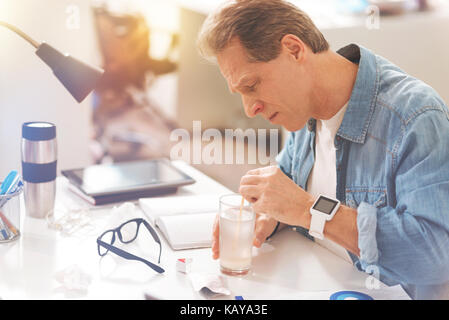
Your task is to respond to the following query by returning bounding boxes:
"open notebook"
[139,194,220,250]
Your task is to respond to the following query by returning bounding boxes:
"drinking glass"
[219,194,255,276]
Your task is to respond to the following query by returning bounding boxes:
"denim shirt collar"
[335,44,380,144]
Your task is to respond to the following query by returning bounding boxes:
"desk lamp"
[0,21,104,102]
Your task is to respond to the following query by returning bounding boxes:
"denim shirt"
[276,44,449,300]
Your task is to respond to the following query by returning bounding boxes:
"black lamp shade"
[35,42,104,103]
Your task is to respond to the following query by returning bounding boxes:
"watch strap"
[309,214,326,240]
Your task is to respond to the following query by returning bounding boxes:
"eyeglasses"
[97,218,165,274]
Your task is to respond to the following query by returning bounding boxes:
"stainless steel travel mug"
[21,122,57,219]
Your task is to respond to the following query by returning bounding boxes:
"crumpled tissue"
[106,202,142,236]
[54,264,92,293]
[189,272,231,299]
[47,206,93,236]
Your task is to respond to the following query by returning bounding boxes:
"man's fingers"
[246,168,261,175]
[246,166,277,176]
[253,237,263,248]
[239,185,260,201]
[211,214,220,259]
[253,225,266,248]
[212,213,220,237]
[253,215,278,248]
[212,242,219,259]
[240,174,263,186]
[253,223,267,248]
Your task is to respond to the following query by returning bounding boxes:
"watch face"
[313,196,339,214]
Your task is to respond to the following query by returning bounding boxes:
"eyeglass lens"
[119,219,139,243]
[99,230,115,256]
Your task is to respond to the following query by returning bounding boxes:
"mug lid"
[22,122,56,141]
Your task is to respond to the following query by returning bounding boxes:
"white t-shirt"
[306,103,353,263]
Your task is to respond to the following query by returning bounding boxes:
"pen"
[0,216,10,240]
[0,170,22,209]
[144,292,162,300]
[0,170,19,195]
[0,211,18,238]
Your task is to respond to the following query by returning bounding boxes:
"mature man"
[198,0,449,299]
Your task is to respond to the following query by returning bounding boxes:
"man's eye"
[246,82,257,92]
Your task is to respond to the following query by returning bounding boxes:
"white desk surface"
[1,161,381,300]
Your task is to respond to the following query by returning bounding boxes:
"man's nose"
[242,96,264,118]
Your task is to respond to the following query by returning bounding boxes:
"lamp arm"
[0,21,40,48]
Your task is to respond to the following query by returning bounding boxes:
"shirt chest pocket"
[345,187,387,209]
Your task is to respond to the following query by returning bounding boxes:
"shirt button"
[307,119,316,131]
[308,119,313,126]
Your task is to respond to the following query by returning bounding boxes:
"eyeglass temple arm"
[142,220,163,262]
[98,240,165,274]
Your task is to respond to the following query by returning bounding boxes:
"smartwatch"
[309,195,341,240]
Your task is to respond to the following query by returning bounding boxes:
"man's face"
[217,38,314,132]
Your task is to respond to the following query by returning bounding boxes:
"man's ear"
[280,34,306,61]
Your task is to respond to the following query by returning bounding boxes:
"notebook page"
[155,212,216,250]
[139,194,220,225]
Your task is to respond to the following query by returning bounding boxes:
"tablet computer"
[61,159,195,205]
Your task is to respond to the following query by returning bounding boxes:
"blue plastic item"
[0,170,20,195]
[0,170,23,209]
[330,291,374,300]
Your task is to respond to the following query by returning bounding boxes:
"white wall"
[0,0,100,178]
[321,9,449,106]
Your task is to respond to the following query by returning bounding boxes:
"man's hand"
[211,212,279,260]
[239,166,314,227]
[211,166,313,260]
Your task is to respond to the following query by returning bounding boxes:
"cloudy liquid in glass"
[219,207,255,275]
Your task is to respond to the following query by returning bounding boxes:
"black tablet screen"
[64,160,192,195]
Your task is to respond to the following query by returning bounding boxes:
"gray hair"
[197,0,329,62]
